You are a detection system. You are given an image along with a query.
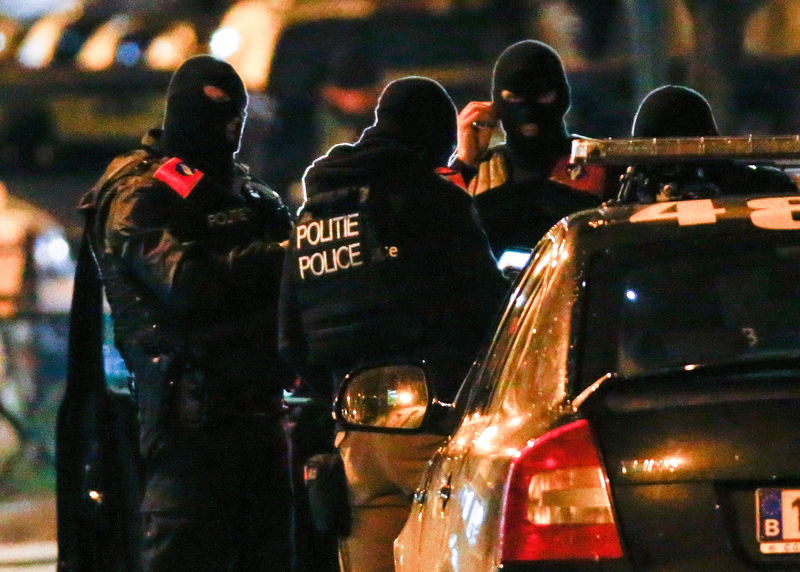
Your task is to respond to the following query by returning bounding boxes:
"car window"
[485,228,573,417]
[456,225,567,415]
[580,233,800,386]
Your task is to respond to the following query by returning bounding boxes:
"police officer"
[68,55,293,571]
[624,84,796,202]
[450,40,608,256]
[279,76,508,572]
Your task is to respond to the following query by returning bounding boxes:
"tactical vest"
[288,183,424,371]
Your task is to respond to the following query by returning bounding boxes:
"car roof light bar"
[571,135,800,166]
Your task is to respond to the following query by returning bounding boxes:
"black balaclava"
[161,55,248,181]
[632,85,719,137]
[628,86,721,203]
[360,76,457,169]
[492,40,571,170]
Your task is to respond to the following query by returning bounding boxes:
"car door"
[397,225,575,571]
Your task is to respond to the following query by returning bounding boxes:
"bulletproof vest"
[289,184,423,370]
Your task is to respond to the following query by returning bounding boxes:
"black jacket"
[462,144,604,257]
[86,131,292,407]
[279,136,508,401]
[476,174,602,258]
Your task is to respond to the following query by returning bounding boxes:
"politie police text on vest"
[296,213,363,279]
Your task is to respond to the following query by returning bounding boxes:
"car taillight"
[500,419,623,563]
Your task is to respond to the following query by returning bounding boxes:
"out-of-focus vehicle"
[0,2,225,170]
[0,181,73,318]
[336,136,800,571]
[0,180,74,480]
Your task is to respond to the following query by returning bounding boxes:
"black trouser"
[139,414,293,572]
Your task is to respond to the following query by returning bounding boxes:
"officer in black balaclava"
[357,75,458,169]
[448,40,606,257]
[632,84,718,138]
[280,76,507,572]
[622,84,795,202]
[453,40,576,180]
[58,55,294,572]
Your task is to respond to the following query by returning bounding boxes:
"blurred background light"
[17,12,74,68]
[145,22,197,70]
[209,26,240,60]
[33,230,72,272]
[211,0,291,91]
[0,0,79,20]
[76,14,132,70]
[115,39,141,66]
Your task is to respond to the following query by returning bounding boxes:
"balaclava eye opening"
[632,85,719,138]
[492,40,571,169]
[161,55,248,181]
[363,76,457,169]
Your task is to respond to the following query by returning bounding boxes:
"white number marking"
[748,196,800,230]
[630,200,726,226]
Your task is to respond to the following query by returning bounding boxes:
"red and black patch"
[436,166,467,190]
[549,156,607,197]
[154,157,204,198]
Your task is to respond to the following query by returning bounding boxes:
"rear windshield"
[581,235,800,385]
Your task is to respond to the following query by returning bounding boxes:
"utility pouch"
[128,349,175,459]
[176,362,207,429]
[304,452,351,536]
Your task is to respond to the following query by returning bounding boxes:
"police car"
[335,136,800,571]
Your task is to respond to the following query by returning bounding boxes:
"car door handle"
[439,473,453,504]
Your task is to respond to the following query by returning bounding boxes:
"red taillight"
[500,419,623,563]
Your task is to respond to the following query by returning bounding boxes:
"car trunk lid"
[583,368,800,570]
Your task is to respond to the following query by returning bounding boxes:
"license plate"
[756,488,800,554]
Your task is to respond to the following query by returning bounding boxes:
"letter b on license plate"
[757,488,800,554]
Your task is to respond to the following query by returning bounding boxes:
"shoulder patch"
[153,157,204,198]
[549,156,606,196]
[436,166,467,190]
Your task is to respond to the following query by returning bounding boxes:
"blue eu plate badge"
[757,488,800,553]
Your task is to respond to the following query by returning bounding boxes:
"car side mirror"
[334,362,453,434]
